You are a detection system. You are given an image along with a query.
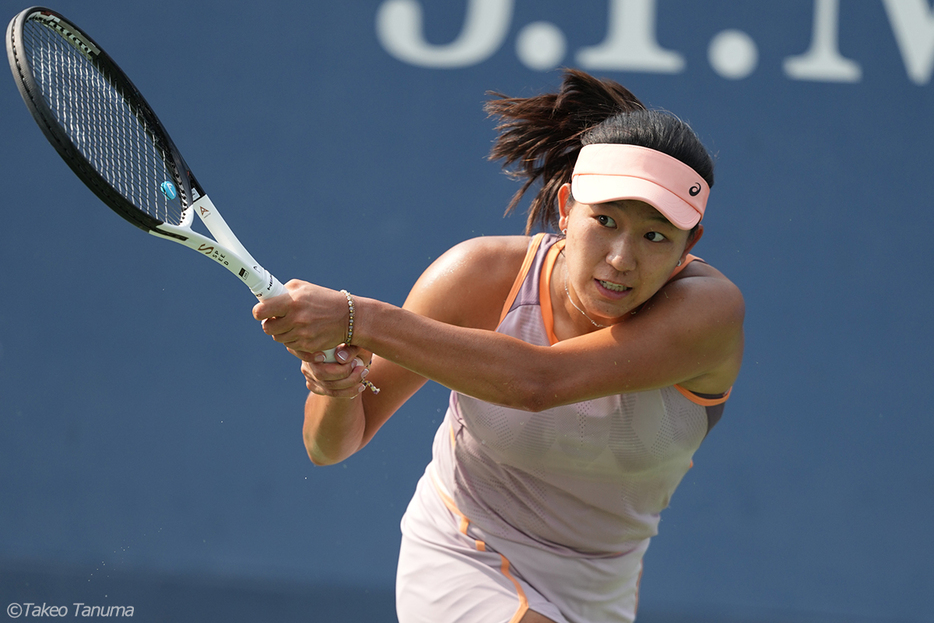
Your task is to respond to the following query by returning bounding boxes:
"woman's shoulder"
[670,258,743,307]
[449,234,535,259]
[651,258,744,395]
[405,235,534,329]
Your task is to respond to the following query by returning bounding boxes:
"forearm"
[348,285,739,411]
[353,297,549,410]
[303,393,367,466]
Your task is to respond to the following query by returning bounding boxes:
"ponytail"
[485,69,645,234]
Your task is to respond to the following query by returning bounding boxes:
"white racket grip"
[252,270,285,299]
[254,271,337,363]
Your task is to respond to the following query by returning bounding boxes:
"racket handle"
[252,270,286,299]
[254,271,337,363]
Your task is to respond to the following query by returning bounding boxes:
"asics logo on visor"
[689,183,702,197]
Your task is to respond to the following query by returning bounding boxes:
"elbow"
[305,443,349,467]
[523,389,563,413]
[303,428,356,467]
[502,348,571,412]
[496,373,561,413]
[514,385,553,413]
[307,448,337,467]
[309,456,340,467]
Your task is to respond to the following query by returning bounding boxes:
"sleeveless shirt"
[429,233,728,558]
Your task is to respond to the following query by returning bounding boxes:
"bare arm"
[283,236,530,465]
[352,263,744,411]
[299,353,427,465]
[257,235,744,462]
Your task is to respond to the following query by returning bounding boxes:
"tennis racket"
[6,6,337,361]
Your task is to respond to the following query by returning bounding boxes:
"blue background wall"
[1,1,932,621]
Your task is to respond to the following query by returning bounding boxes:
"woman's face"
[559,186,699,327]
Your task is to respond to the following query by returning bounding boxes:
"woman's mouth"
[597,279,631,296]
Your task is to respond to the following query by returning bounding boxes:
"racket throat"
[191,195,258,266]
[150,227,189,243]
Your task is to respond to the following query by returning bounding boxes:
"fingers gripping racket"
[6,7,337,361]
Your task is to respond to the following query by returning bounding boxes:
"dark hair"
[486,69,714,234]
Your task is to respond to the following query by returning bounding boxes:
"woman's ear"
[558,183,572,231]
[682,224,704,261]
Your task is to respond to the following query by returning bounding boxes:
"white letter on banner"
[375,0,513,68]
[577,0,684,72]
[881,0,934,85]
[783,0,861,82]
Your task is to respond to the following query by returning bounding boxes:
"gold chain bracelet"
[339,289,379,394]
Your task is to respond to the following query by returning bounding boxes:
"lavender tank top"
[430,234,727,557]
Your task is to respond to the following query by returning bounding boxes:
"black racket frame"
[6,6,202,236]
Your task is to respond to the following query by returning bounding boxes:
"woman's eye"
[596,214,616,228]
[645,231,667,242]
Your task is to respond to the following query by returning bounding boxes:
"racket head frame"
[6,6,342,361]
[6,6,199,234]
[6,6,280,297]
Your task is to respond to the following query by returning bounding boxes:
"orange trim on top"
[539,238,565,346]
[542,245,694,345]
[674,385,731,406]
[499,234,547,326]
[668,253,700,279]
[500,240,728,405]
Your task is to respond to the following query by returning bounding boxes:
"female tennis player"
[254,69,745,623]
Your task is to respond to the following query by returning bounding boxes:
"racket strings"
[22,18,186,226]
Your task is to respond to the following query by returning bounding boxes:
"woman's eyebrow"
[599,201,678,228]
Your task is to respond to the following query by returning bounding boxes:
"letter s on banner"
[376,0,513,68]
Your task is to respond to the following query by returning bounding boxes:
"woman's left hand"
[252,280,349,357]
[300,348,373,397]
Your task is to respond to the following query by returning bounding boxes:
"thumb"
[253,295,289,321]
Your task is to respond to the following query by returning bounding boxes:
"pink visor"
[571,144,709,229]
